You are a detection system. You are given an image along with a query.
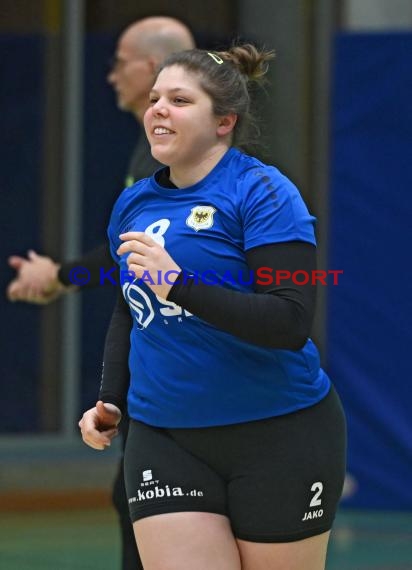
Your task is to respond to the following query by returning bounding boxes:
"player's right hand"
[78,401,122,450]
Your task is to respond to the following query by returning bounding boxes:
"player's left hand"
[117,232,181,299]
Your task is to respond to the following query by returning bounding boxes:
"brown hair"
[157,44,275,148]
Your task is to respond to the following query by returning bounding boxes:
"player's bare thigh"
[133,511,241,570]
[237,530,331,570]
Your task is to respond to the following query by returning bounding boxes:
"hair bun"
[219,44,275,81]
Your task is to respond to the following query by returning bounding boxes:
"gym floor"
[1,508,411,569]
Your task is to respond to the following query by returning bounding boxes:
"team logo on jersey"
[186,205,216,232]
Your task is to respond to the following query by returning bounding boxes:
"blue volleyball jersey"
[108,147,331,427]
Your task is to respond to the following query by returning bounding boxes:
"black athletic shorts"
[124,385,346,542]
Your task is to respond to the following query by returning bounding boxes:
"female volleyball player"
[80,44,346,570]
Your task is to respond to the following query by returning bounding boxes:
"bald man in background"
[7,17,195,570]
[8,16,195,302]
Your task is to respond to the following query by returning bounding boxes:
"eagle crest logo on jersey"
[186,206,216,232]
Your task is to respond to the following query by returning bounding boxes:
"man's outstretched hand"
[7,250,65,304]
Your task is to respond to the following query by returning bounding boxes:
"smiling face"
[143,65,236,178]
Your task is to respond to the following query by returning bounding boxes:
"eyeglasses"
[108,55,146,72]
[108,56,128,71]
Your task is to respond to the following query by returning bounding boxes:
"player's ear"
[216,114,237,137]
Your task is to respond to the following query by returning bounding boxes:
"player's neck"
[169,144,230,189]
